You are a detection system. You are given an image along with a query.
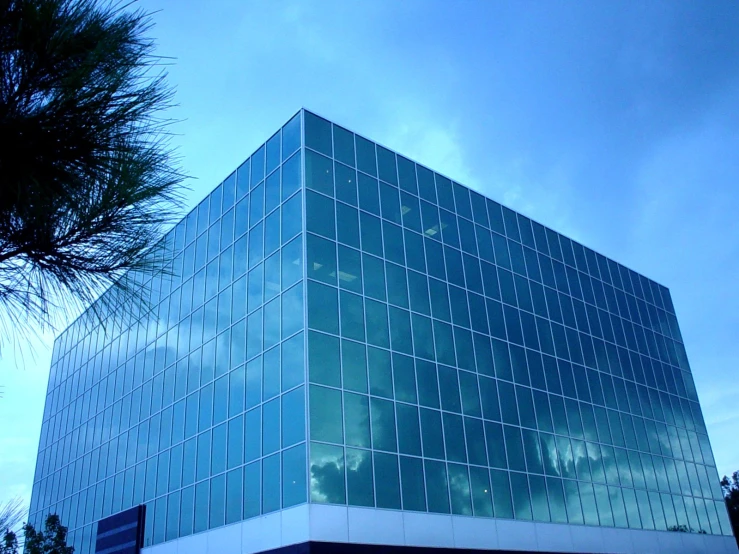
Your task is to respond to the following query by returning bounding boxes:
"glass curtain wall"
[301,110,732,539]
[29,112,308,554]
[28,108,733,554]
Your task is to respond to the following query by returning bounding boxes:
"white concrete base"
[142,504,738,554]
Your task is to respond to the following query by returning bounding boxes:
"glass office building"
[29,110,736,554]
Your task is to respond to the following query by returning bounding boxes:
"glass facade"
[29,112,306,553]
[29,110,733,554]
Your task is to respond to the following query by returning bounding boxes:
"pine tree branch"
[0,0,187,350]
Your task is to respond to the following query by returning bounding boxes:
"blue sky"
[1,0,738,517]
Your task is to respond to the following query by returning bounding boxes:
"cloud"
[309,443,346,504]
[380,108,474,188]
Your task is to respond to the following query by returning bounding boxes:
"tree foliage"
[0,0,184,348]
[667,524,706,534]
[0,497,24,537]
[721,471,739,546]
[1,513,73,554]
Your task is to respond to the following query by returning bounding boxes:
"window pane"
[365,299,389,348]
[282,386,305,447]
[459,370,482,417]
[362,254,386,301]
[374,452,401,509]
[244,461,260,518]
[310,385,343,444]
[439,365,462,413]
[397,156,417,195]
[245,407,261,462]
[264,208,280,254]
[449,463,473,516]
[465,417,487,467]
[336,203,360,248]
[305,111,332,156]
[389,307,413,355]
[226,468,242,524]
[263,454,280,513]
[443,412,466,463]
[281,332,304,391]
[470,466,493,517]
[209,473,225,528]
[281,151,301,199]
[547,477,568,524]
[377,146,398,186]
[246,356,262,409]
[305,149,334,196]
[229,365,246,418]
[338,245,362,293]
[510,472,532,520]
[342,339,367,393]
[263,297,280,350]
[416,360,440,409]
[310,442,345,504]
[344,392,371,448]
[425,460,450,514]
[306,191,335,240]
[281,190,302,240]
[371,397,397,452]
[262,398,280,455]
[333,125,355,167]
[308,331,340,387]
[563,479,584,525]
[180,486,194,536]
[194,480,209,533]
[227,415,243,470]
[360,212,383,255]
[595,484,614,526]
[308,281,338,334]
[251,145,265,185]
[356,136,377,177]
[307,234,337,285]
[368,346,392,399]
[212,422,227,475]
[340,291,365,342]
[196,430,211,482]
[400,456,426,512]
[247,264,263,313]
[393,353,417,404]
[396,403,422,456]
[283,444,307,508]
[420,408,444,460]
[347,448,374,507]
[282,283,303,339]
[386,263,408,308]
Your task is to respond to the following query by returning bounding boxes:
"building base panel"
[141,505,737,554]
[260,542,607,554]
